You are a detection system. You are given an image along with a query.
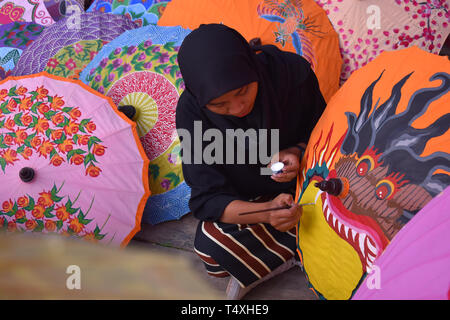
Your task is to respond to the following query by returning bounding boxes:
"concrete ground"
[129,213,318,300]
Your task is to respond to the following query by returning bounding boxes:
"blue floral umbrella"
[87,0,171,26]
[80,24,192,225]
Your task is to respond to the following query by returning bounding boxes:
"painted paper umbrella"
[352,186,450,300]
[0,22,44,79]
[88,0,171,27]
[12,12,138,78]
[158,0,342,103]
[314,0,450,84]
[294,46,449,300]
[0,0,61,26]
[0,72,150,247]
[80,24,191,225]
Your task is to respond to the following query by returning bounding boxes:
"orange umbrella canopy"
[295,47,449,300]
[158,0,342,103]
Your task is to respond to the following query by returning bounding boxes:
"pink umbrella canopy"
[0,72,150,247]
[0,0,82,26]
[314,0,450,84]
[352,186,450,300]
[0,0,53,26]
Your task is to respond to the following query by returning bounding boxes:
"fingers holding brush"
[268,194,302,232]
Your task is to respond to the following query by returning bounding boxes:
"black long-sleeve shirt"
[176,49,326,221]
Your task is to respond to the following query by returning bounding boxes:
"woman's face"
[205,81,258,117]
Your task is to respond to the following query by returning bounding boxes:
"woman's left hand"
[268,147,300,183]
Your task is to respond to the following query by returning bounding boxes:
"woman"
[176,24,325,299]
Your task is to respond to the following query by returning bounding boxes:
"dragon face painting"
[296,67,450,300]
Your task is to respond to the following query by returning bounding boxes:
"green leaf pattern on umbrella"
[147,142,183,193]
[0,85,106,176]
[0,22,44,49]
[0,182,108,242]
[0,49,20,66]
[84,40,185,195]
[44,40,107,80]
[44,40,107,79]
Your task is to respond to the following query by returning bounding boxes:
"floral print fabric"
[44,40,106,79]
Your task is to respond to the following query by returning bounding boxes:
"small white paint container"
[271,162,284,174]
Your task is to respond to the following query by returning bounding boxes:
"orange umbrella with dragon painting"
[0,72,150,247]
[157,0,342,102]
[295,46,449,300]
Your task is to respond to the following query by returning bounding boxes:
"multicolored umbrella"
[352,186,450,300]
[0,72,150,247]
[0,22,44,51]
[294,46,449,300]
[88,0,171,26]
[12,12,138,78]
[0,22,45,79]
[80,24,191,225]
[0,0,55,26]
[314,0,450,84]
[158,0,342,102]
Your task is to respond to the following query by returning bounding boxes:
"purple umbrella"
[12,12,138,76]
[352,186,450,300]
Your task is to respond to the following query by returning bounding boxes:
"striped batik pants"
[194,220,297,288]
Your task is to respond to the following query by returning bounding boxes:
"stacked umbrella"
[0,1,194,248]
[80,24,192,225]
[12,12,138,78]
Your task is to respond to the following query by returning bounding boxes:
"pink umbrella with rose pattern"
[0,72,150,247]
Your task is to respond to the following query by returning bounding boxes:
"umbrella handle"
[20,167,35,183]
[118,105,137,120]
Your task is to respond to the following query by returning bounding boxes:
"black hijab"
[176,24,326,221]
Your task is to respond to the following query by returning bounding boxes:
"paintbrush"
[238,202,315,216]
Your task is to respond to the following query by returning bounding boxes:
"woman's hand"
[267,147,301,183]
[267,193,302,232]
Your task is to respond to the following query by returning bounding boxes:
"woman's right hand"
[267,193,302,232]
